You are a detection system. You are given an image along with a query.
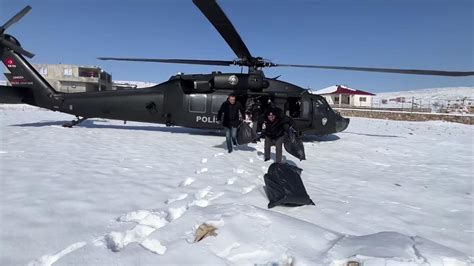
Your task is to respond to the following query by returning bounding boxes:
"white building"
[312,85,375,108]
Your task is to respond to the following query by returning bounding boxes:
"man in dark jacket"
[262,108,293,163]
[217,93,245,153]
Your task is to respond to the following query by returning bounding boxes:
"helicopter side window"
[189,94,207,113]
[211,94,228,114]
[301,100,310,119]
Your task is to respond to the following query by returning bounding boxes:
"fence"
[335,108,473,125]
[369,96,473,114]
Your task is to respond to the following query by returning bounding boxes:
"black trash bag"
[264,163,315,208]
[284,128,306,161]
[237,122,257,145]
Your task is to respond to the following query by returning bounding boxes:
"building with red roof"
[311,85,376,108]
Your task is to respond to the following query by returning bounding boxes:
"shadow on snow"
[11,119,224,137]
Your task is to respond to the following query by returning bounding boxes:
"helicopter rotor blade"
[193,0,253,62]
[97,57,235,66]
[0,38,35,58]
[0,6,32,34]
[273,63,474,77]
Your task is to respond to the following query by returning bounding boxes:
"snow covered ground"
[0,105,472,265]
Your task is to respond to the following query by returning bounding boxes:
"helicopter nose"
[335,117,350,132]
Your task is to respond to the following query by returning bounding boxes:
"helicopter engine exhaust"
[212,74,269,91]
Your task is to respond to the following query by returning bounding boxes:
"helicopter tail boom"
[0,85,28,103]
[1,5,62,108]
[1,49,61,107]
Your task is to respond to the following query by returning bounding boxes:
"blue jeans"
[225,127,238,152]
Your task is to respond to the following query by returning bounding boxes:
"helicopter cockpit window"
[313,98,329,115]
[189,94,207,113]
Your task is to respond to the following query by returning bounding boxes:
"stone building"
[4,64,112,93]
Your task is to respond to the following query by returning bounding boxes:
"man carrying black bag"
[262,108,293,163]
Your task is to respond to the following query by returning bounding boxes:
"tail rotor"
[0,6,35,58]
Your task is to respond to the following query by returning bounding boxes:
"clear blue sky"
[1,0,473,92]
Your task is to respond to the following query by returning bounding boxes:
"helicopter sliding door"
[284,97,312,130]
[182,93,226,129]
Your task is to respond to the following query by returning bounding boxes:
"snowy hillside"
[375,86,474,100]
[373,87,474,111]
[113,80,158,89]
[0,106,472,265]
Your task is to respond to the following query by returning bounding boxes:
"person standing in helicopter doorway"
[217,93,245,153]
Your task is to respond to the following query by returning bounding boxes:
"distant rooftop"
[313,85,375,96]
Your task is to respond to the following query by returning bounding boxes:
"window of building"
[360,97,367,102]
[189,94,207,113]
[39,67,48,76]
[64,68,73,76]
[334,96,339,103]
[79,68,98,78]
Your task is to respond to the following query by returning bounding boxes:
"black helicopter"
[1,1,473,135]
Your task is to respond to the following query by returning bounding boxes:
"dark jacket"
[218,100,244,128]
[262,111,294,139]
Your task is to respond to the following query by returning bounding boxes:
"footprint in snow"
[201,158,208,164]
[195,168,208,174]
[140,238,166,255]
[166,205,188,221]
[28,242,87,266]
[104,209,173,254]
[194,186,212,199]
[165,193,188,204]
[103,185,225,256]
[118,210,168,229]
[241,185,256,194]
[188,186,224,207]
[214,153,224,157]
[226,177,237,185]
[233,168,245,174]
[179,177,195,187]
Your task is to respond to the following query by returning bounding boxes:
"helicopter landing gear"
[63,116,87,128]
[165,113,174,127]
